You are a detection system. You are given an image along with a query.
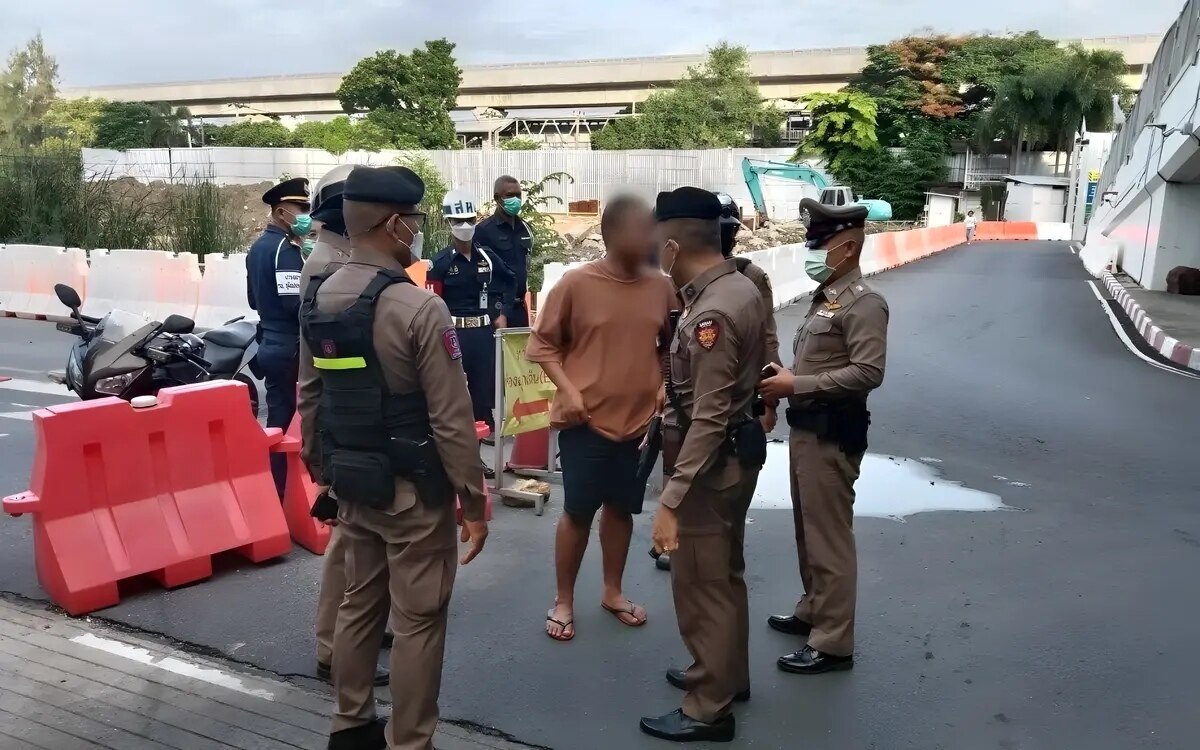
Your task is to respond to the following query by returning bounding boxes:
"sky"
[1,0,1189,87]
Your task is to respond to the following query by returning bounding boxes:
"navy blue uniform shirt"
[428,244,514,318]
[474,214,532,319]
[246,225,304,334]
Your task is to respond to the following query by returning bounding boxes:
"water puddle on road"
[751,443,1009,520]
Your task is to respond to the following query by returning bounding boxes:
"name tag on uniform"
[815,309,835,318]
[276,271,301,296]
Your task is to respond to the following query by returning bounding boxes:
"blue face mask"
[501,196,523,216]
[804,240,849,284]
[281,208,312,237]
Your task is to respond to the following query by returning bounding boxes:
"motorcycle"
[51,284,261,415]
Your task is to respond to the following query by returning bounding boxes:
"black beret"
[801,198,868,246]
[262,177,310,206]
[343,166,425,206]
[655,186,722,222]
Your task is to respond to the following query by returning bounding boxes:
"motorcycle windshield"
[99,310,157,345]
[88,310,158,377]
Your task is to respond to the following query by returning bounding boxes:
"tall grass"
[164,176,244,260]
[0,147,243,257]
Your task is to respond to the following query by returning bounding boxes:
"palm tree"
[144,103,193,147]
[978,46,1127,174]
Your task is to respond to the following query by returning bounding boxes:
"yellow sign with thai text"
[500,331,556,437]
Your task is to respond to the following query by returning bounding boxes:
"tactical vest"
[301,269,447,510]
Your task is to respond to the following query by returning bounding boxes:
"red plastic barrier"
[275,410,331,555]
[508,427,550,471]
[2,381,291,615]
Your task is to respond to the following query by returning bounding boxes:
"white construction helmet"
[442,189,478,219]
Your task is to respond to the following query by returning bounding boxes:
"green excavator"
[741,157,893,223]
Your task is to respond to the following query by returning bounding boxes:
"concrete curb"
[1100,271,1200,372]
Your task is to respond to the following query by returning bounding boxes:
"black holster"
[726,419,767,470]
[636,415,664,483]
[786,401,871,455]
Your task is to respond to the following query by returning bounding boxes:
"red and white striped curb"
[1101,271,1200,372]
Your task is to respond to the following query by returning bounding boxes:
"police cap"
[801,198,868,247]
[655,186,722,222]
[343,166,425,206]
[261,177,310,207]
[311,165,356,224]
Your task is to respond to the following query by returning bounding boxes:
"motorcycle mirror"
[160,314,196,335]
[54,284,82,310]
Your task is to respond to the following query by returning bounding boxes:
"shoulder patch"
[442,328,463,360]
[695,318,721,351]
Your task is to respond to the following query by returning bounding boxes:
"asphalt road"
[1,241,1197,750]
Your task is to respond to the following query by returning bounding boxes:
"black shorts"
[558,425,648,519]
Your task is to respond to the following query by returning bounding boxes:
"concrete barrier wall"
[3,221,1070,328]
[0,245,89,321]
[83,249,202,323]
[539,222,1068,310]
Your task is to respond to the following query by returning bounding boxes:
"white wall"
[1004,184,1066,223]
[81,147,796,212]
[926,195,956,227]
[1088,2,1200,287]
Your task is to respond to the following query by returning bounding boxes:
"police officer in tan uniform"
[298,166,489,750]
[759,198,888,675]
[298,164,391,688]
[652,192,779,575]
[642,187,767,744]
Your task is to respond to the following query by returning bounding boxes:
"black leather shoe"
[380,631,394,649]
[639,708,735,743]
[777,645,853,675]
[656,553,672,572]
[316,662,391,687]
[665,669,750,702]
[327,717,387,749]
[482,465,496,479]
[766,615,812,636]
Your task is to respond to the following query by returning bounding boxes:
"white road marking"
[1085,281,1200,380]
[71,633,276,701]
[0,411,33,421]
[0,377,75,397]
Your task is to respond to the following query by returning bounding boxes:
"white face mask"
[390,216,424,263]
[407,230,424,261]
[451,224,476,242]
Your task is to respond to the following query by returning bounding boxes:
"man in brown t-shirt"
[526,195,676,642]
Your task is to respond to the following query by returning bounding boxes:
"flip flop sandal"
[546,608,575,642]
[602,601,647,627]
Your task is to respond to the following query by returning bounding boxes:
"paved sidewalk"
[1104,271,1200,371]
[0,595,526,750]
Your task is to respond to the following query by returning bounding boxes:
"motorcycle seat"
[203,320,257,349]
[204,343,245,377]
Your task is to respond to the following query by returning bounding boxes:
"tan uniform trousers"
[670,461,757,724]
[789,430,863,657]
[331,498,457,750]
[317,527,398,666]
